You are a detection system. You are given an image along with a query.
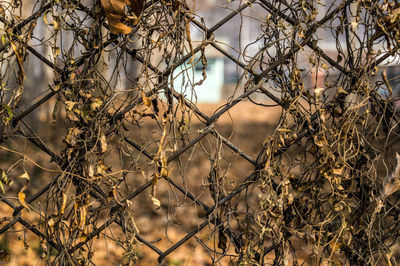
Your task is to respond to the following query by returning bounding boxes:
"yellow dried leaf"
[53,16,60,30]
[113,186,122,205]
[90,98,103,111]
[78,205,87,230]
[142,92,151,107]
[48,218,55,227]
[337,86,348,95]
[52,83,60,91]
[279,134,285,146]
[314,135,326,147]
[332,167,344,177]
[334,202,344,211]
[18,171,30,181]
[65,101,77,111]
[64,127,81,146]
[60,192,67,215]
[43,10,51,25]
[97,163,105,175]
[18,187,30,211]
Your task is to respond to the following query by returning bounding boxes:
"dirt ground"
[0,101,284,265]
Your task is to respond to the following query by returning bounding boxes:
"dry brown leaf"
[113,186,123,205]
[107,13,133,34]
[43,10,50,25]
[142,92,152,107]
[130,0,144,17]
[101,0,144,34]
[9,39,25,79]
[101,0,127,15]
[218,230,227,252]
[78,205,87,230]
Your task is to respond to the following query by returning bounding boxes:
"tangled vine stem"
[1,0,400,265]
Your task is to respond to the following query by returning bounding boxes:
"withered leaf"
[218,230,227,252]
[151,196,161,210]
[9,40,25,79]
[65,101,77,111]
[130,0,144,17]
[90,98,103,111]
[106,13,132,34]
[101,0,144,34]
[142,92,152,107]
[78,205,87,230]
[17,171,30,210]
[113,186,122,205]
[159,152,169,178]
[18,186,30,211]
[100,131,108,153]
[47,218,55,228]
[18,171,30,181]
[60,192,67,215]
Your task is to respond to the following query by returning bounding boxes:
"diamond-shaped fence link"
[1,0,400,265]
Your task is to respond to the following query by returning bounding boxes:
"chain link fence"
[1,0,400,264]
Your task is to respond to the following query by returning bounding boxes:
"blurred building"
[172,46,224,103]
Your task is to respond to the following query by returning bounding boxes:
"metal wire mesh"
[1,0,400,264]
